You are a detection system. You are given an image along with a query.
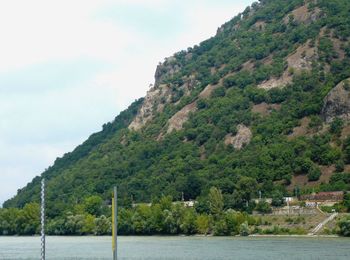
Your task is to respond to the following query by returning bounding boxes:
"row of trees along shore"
[1,187,350,236]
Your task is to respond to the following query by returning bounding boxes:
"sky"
[0,0,254,205]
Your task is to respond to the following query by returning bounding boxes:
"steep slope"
[4,0,350,217]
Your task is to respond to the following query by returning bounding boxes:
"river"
[0,236,349,259]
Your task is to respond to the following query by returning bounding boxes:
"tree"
[208,187,224,217]
[308,167,321,181]
[180,208,197,234]
[95,215,111,235]
[21,202,40,235]
[83,195,103,216]
[271,191,284,207]
[232,177,258,210]
[239,221,250,236]
[256,200,272,214]
[338,217,350,237]
[65,214,85,235]
[196,214,211,235]
[343,137,350,163]
[343,193,350,212]
[330,118,344,136]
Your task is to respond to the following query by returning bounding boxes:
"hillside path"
[308,212,338,235]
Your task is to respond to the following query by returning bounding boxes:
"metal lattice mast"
[41,179,46,260]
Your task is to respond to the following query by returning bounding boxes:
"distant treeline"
[1,188,350,236]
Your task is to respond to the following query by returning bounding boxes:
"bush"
[256,200,272,214]
[308,167,321,181]
[335,160,345,173]
[330,118,344,136]
[338,217,350,236]
[271,191,284,207]
[239,222,250,236]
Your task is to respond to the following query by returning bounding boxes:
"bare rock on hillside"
[283,4,321,25]
[167,102,197,133]
[129,84,172,130]
[258,40,317,89]
[224,124,252,150]
[322,79,350,123]
[154,57,181,86]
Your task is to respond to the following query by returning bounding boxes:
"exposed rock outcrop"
[322,78,350,123]
[252,21,266,30]
[167,102,197,134]
[283,4,321,25]
[287,40,318,71]
[128,84,172,130]
[258,39,317,89]
[198,84,220,99]
[129,56,200,131]
[154,57,181,86]
[224,124,252,150]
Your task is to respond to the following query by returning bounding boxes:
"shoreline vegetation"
[1,188,350,237]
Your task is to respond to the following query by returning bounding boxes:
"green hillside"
[4,0,350,222]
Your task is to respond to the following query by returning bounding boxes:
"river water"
[0,236,349,259]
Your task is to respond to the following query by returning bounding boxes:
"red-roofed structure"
[301,191,344,202]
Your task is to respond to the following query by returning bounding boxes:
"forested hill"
[4,0,350,218]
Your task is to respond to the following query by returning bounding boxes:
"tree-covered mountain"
[4,0,350,220]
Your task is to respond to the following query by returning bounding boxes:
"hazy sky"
[0,0,254,205]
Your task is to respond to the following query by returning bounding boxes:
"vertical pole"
[112,186,118,260]
[41,179,45,260]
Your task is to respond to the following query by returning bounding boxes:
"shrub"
[256,200,272,214]
[338,217,350,236]
[308,167,321,181]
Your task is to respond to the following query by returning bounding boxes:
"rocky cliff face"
[322,79,350,123]
[128,56,200,131]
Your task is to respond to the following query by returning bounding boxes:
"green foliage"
[271,191,285,207]
[338,216,350,236]
[308,115,323,131]
[308,167,322,181]
[83,195,104,216]
[330,118,344,136]
[320,173,350,191]
[343,137,350,163]
[209,187,224,217]
[196,214,211,234]
[239,221,250,236]
[256,200,272,214]
[343,193,350,212]
[335,160,345,173]
[0,203,40,235]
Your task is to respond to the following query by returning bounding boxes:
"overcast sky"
[0,0,254,205]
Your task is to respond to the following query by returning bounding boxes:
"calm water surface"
[0,236,349,260]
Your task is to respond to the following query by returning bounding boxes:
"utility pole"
[41,179,45,260]
[112,186,118,260]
